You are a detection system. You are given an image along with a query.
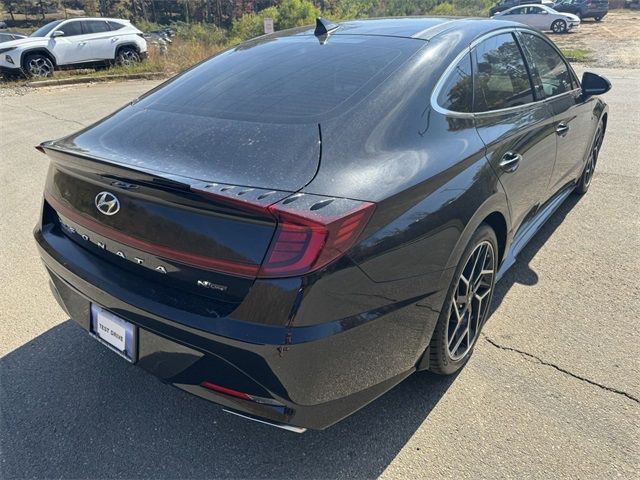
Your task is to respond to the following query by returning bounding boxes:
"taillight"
[190,185,374,278]
[259,199,375,278]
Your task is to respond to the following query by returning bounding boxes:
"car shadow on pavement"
[0,320,457,479]
[490,192,582,313]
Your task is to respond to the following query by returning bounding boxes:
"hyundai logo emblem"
[95,191,120,216]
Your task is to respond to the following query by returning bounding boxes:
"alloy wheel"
[446,240,496,360]
[552,20,567,33]
[27,57,53,78]
[117,49,140,66]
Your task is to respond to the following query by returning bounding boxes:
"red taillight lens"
[258,201,375,278]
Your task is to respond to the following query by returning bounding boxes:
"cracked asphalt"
[1,68,639,479]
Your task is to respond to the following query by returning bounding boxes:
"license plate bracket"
[90,304,137,362]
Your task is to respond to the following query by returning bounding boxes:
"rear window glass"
[139,36,420,123]
[107,21,126,31]
[473,33,534,111]
[437,53,473,112]
[83,20,110,34]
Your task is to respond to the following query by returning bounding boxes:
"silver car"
[493,4,581,33]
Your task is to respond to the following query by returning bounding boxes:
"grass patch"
[561,48,592,62]
[0,38,223,87]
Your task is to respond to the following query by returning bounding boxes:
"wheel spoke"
[446,239,496,361]
[450,325,469,353]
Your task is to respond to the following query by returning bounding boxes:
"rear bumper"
[35,218,440,429]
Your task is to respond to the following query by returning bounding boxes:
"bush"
[276,0,320,29]
[231,6,280,42]
[431,2,456,15]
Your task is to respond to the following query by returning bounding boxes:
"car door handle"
[78,41,87,46]
[556,123,570,136]
[499,152,522,173]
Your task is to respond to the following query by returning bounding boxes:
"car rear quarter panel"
[304,32,508,282]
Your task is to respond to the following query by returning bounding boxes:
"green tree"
[276,0,319,29]
[231,5,279,40]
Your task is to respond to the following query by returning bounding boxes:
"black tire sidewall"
[574,121,603,195]
[428,224,499,375]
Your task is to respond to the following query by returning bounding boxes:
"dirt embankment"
[551,10,640,68]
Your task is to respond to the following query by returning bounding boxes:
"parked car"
[493,4,581,32]
[0,17,146,79]
[489,0,554,15]
[0,21,7,29]
[34,16,610,432]
[553,0,609,20]
[0,32,26,43]
[627,0,640,10]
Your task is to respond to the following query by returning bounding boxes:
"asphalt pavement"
[0,69,638,479]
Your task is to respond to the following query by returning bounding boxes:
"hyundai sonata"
[34,17,610,431]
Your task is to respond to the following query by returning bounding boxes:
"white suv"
[0,17,147,78]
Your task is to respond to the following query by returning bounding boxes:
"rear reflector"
[200,381,254,401]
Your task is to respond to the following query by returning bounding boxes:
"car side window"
[472,33,534,112]
[58,21,83,37]
[437,53,473,113]
[520,33,574,97]
[107,21,126,31]
[83,20,110,34]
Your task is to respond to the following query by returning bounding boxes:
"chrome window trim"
[431,26,582,118]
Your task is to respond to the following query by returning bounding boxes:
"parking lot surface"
[1,68,639,479]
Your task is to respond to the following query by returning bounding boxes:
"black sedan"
[34,17,610,431]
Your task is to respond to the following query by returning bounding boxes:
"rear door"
[472,32,557,234]
[79,20,115,61]
[518,31,595,198]
[526,6,551,29]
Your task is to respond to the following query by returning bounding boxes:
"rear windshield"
[138,35,422,123]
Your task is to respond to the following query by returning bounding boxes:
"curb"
[26,72,166,87]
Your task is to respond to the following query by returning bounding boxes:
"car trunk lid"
[41,146,294,304]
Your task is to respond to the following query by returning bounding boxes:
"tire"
[23,53,54,78]
[428,224,499,375]
[551,19,568,33]
[595,16,602,22]
[115,46,141,66]
[574,121,604,195]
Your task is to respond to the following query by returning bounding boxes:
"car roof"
[295,17,527,41]
[59,17,129,22]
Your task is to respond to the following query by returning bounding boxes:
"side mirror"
[540,10,548,14]
[581,72,611,97]
[51,30,64,38]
